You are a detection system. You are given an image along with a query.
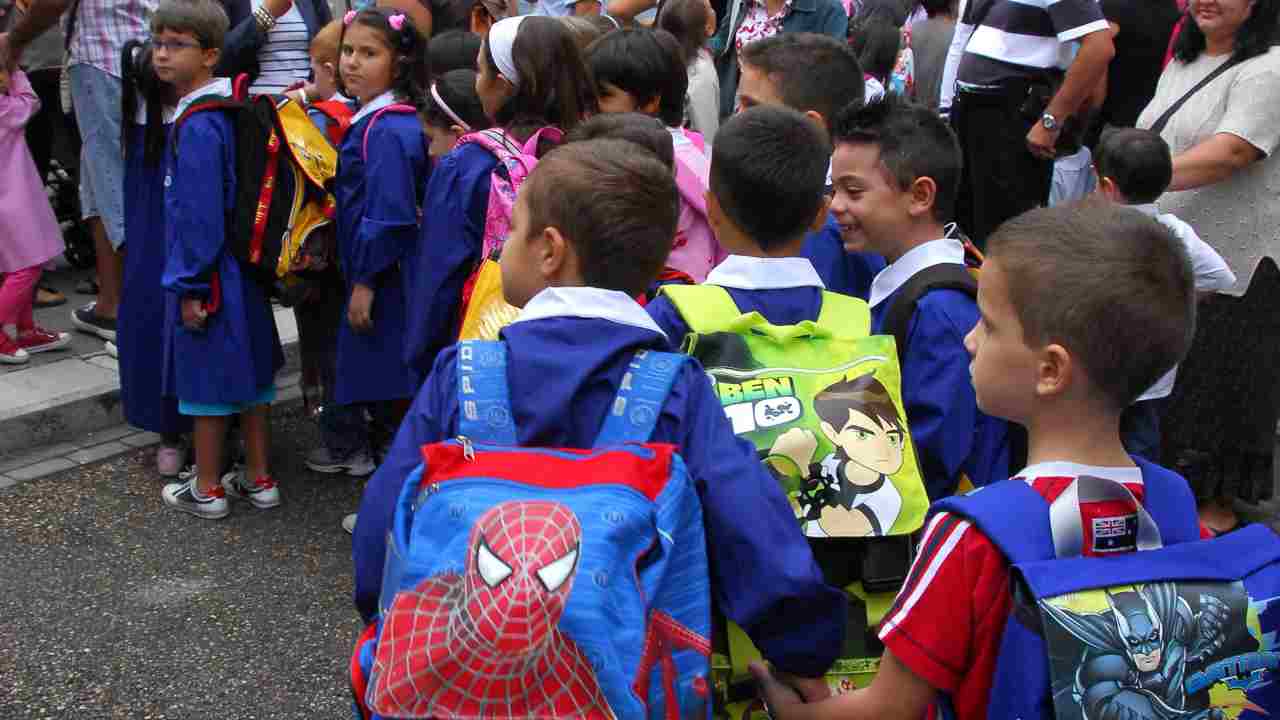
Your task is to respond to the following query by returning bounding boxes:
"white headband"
[430,82,472,131]
[488,16,526,88]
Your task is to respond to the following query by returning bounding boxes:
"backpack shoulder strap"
[456,340,518,445]
[816,290,872,336]
[1133,456,1202,545]
[659,285,742,334]
[932,481,1057,565]
[881,263,977,359]
[520,126,564,156]
[361,102,417,161]
[595,350,687,446]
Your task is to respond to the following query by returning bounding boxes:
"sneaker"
[157,444,186,478]
[16,327,72,354]
[305,446,376,476]
[221,468,281,509]
[71,302,117,341]
[104,341,118,358]
[0,334,29,365]
[162,476,230,520]
[342,513,357,534]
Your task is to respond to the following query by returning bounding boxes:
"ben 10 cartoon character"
[769,374,905,537]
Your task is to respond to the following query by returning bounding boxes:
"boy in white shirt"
[1094,126,1236,458]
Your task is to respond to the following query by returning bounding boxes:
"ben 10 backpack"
[350,342,713,720]
[933,461,1280,720]
[658,285,930,717]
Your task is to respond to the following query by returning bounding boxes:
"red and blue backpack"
[350,341,713,719]
[931,459,1280,719]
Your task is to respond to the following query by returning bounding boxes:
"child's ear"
[908,176,938,219]
[1035,342,1072,400]
[809,195,831,232]
[449,124,467,139]
[705,189,725,235]
[539,225,580,283]
[203,47,221,71]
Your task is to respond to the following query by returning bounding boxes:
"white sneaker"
[162,476,230,520]
[221,468,281,509]
[342,513,357,534]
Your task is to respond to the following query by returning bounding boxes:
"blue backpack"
[350,341,713,720]
[932,458,1280,720]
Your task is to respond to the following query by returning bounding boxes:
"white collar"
[351,91,399,125]
[174,77,233,119]
[705,255,825,290]
[1017,461,1143,486]
[1131,203,1160,218]
[868,237,964,308]
[510,287,668,338]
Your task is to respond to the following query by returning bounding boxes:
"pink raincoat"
[666,128,726,283]
[0,70,63,273]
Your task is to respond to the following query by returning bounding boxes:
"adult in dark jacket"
[217,0,332,93]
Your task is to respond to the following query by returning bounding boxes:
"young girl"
[657,0,719,145]
[118,39,192,475]
[421,68,489,158]
[403,15,596,385]
[330,8,431,459]
[0,65,71,364]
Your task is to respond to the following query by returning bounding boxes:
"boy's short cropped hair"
[987,204,1196,411]
[831,95,961,222]
[710,106,831,251]
[584,28,688,127]
[739,32,864,124]
[565,112,676,172]
[1094,127,1173,205]
[524,138,679,297]
[151,0,230,50]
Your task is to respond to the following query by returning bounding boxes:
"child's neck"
[879,220,947,265]
[1022,403,1134,470]
[176,71,215,101]
[737,237,807,259]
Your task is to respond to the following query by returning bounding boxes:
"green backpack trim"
[660,285,871,339]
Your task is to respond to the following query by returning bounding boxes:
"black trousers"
[952,85,1053,249]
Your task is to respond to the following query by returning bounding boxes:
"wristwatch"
[1041,112,1059,131]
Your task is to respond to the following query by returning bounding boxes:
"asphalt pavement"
[0,404,366,719]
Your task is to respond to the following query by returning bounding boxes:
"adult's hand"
[263,0,293,19]
[1026,122,1061,160]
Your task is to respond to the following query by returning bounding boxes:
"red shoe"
[0,333,30,364]
[16,327,72,354]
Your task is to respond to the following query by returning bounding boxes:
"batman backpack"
[350,342,713,720]
[932,458,1280,720]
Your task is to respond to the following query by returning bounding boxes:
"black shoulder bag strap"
[1149,54,1243,135]
[881,263,977,360]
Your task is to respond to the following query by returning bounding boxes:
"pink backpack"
[454,126,564,261]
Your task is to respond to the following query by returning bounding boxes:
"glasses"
[152,38,204,52]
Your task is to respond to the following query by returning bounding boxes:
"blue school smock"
[402,142,496,387]
[354,288,846,679]
[332,104,428,405]
[119,119,190,435]
[801,215,886,300]
[870,286,1011,499]
[161,107,283,405]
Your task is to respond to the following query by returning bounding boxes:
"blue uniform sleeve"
[675,361,846,677]
[162,114,232,299]
[349,120,424,286]
[352,346,458,621]
[899,292,980,500]
[644,297,691,351]
[403,144,494,383]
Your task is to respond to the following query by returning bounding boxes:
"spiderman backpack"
[931,460,1280,719]
[351,341,714,720]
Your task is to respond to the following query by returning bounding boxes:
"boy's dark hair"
[710,106,830,251]
[428,30,481,75]
[1094,127,1172,205]
[151,0,229,50]
[524,138,679,297]
[814,374,904,432]
[848,12,901,83]
[565,112,676,171]
[585,28,688,127]
[657,0,710,68]
[987,204,1196,411]
[830,95,961,222]
[121,39,173,168]
[423,68,489,131]
[483,16,597,138]
[340,8,431,107]
[739,33,864,125]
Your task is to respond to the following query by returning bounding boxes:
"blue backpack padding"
[932,459,1280,720]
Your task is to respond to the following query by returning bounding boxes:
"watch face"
[1042,114,1058,130]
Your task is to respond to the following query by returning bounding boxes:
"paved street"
[0,405,365,719]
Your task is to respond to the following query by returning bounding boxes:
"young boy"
[1093,127,1236,460]
[752,203,1200,720]
[733,32,885,299]
[156,0,283,519]
[828,95,1009,499]
[645,106,834,342]
[354,138,845,693]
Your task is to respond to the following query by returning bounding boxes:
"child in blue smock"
[119,41,192,477]
[156,0,283,520]
[828,96,1011,499]
[403,15,597,386]
[331,8,430,456]
[355,138,847,690]
[647,106,842,340]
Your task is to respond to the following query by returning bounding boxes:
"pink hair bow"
[343,10,357,24]
[388,13,406,30]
